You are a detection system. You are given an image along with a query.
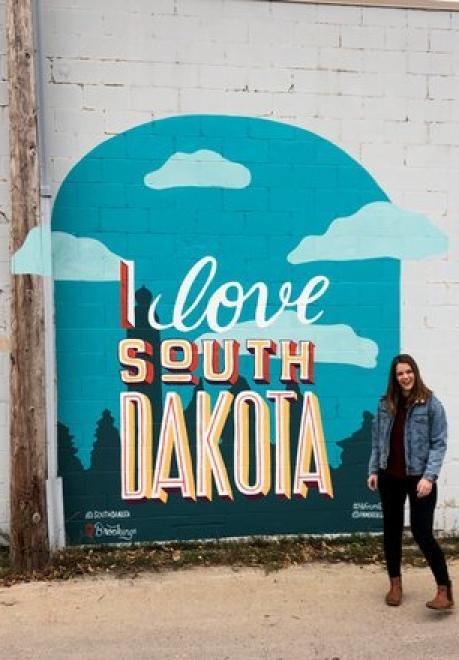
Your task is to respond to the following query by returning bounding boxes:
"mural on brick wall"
[13,115,448,545]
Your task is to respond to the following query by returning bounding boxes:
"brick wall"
[1,0,458,540]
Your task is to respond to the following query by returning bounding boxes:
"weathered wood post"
[6,0,49,570]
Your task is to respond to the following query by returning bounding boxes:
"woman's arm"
[423,396,447,482]
[368,403,381,477]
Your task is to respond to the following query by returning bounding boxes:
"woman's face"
[395,362,415,396]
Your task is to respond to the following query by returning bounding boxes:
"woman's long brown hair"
[384,353,432,415]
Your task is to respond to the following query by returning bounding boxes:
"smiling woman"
[368,354,453,610]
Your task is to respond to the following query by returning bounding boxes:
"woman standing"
[368,354,453,610]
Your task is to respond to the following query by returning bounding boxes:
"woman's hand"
[417,478,433,498]
[367,474,378,491]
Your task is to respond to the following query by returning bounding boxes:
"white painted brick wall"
[1,0,459,538]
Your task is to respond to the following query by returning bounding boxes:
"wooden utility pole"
[7,0,49,570]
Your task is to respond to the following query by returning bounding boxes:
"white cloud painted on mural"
[11,224,53,276]
[196,312,378,368]
[11,227,123,281]
[144,150,251,189]
[287,201,448,264]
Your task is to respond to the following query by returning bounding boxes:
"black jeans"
[378,470,450,585]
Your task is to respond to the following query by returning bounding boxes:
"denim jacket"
[368,394,447,482]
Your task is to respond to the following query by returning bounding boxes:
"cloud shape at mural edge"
[11,225,52,276]
[144,149,252,190]
[11,227,124,281]
[287,201,449,264]
[195,313,378,369]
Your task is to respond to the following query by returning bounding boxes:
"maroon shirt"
[386,402,407,478]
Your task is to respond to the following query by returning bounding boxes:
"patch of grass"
[1,534,458,587]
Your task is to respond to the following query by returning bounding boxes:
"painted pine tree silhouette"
[333,410,377,503]
[57,422,87,520]
[57,422,84,475]
[89,409,121,496]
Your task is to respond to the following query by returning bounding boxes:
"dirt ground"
[0,562,457,660]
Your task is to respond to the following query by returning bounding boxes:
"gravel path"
[0,562,457,659]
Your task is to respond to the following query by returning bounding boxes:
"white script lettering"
[120,256,330,333]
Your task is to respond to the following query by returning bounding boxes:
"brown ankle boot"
[385,577,402,606]
[426,583,454,610]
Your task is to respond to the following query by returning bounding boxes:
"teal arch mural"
[51,115,404,544]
